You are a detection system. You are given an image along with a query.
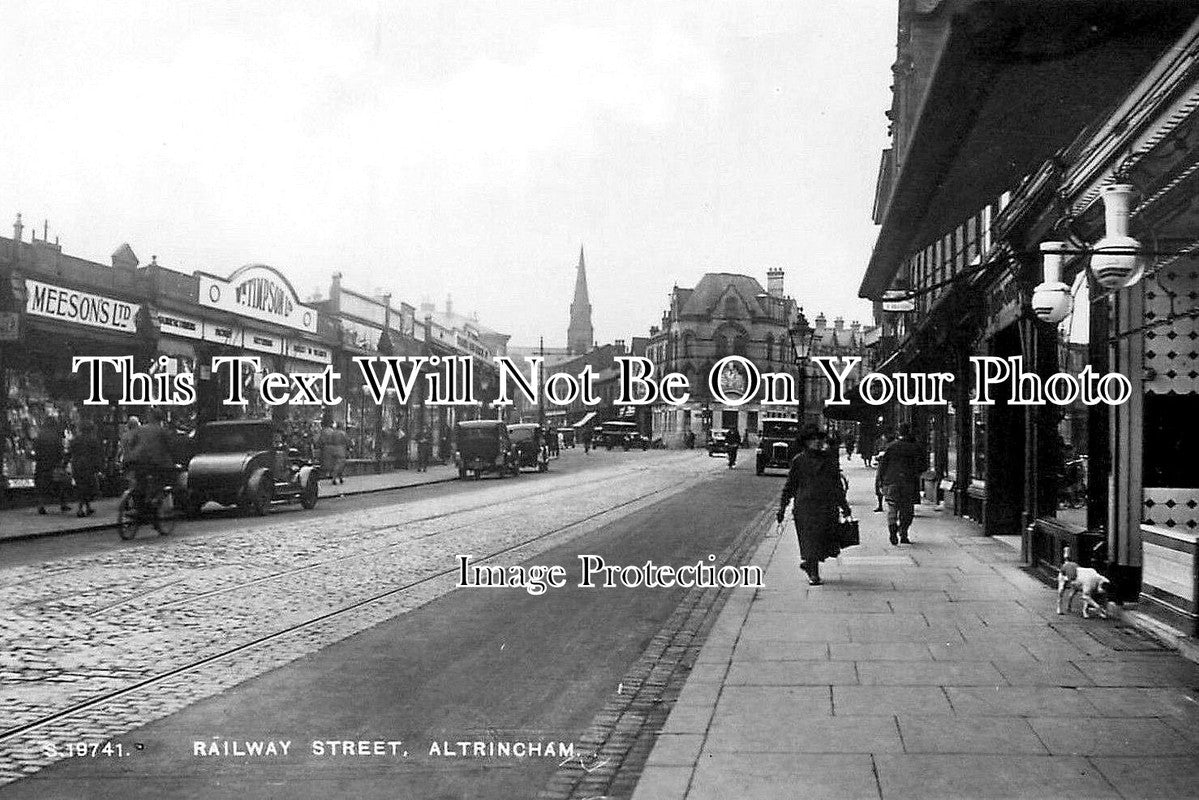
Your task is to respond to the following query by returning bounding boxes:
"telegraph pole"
[538,336,546,426]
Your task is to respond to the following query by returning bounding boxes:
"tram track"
[0,479,684,746]
[148,467,644,611]
[0,463,647,600]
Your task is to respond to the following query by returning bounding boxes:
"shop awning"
[822,385,889,423]
[572,411,597,428]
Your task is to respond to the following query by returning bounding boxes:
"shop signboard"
[24,279,139,334]
[197,264,318,334]
[286,339,333,365]
[243,328,285,355]
[156,310,204,340]
[202,322,242,348]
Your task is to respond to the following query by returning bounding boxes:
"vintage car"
[558,427,576,448]
[755,418,801,475]
[707,429,730,457]
[176,419,319,516]
[508,423,549,472]
[598,421,649,450]
[455,420,519,479]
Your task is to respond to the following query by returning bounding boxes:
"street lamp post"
[787,309,815,425]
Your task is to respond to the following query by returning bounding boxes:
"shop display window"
[1052,272,1093,528]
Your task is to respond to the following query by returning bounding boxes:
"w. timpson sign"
[25,279,139,333]
[197,264,317,334]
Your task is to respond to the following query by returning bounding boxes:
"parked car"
[598,421,649,451]
[707,429,730,457]
[508,423,549,472]
[455,420,519,479]
[177,419,319,517]
[755,418,801,475]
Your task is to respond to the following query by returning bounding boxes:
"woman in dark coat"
[776,425,851,585]
[34,419,69,515]
[69,422,103,517]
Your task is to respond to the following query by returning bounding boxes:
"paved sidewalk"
[0,464,459,542]
[632,462,1199,800]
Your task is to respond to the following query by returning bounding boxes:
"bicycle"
[117,468,180,540]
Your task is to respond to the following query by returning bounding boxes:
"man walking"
[875,425,927,545]
[725,428,741,469]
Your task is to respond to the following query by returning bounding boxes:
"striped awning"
[572,411,597,428]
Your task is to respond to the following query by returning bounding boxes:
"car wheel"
[116,490,139,540]
[154,490,179,536]
[299,474,318,510]
[245,471,273,516]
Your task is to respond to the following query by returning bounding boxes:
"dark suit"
[875,439,927,539]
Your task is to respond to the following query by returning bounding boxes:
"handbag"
[836,512,860,548]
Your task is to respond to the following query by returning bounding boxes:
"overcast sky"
[3,1,894,347]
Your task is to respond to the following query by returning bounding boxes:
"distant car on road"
[755,418,801,475]
[598,421,649,451]
[455,420,519,479]
[707,429,730,457]
[508,423,549,473]
[177,419,320,517]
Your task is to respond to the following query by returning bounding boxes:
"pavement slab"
[682,754,879,800]
[873,754,1122,800]
[629,460,1199,799]
[1090,756,1199,800]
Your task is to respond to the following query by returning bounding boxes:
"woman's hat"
[797,424,827,445]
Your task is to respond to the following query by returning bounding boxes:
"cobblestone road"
[0,450,717,783]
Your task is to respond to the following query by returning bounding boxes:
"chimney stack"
[766,268,785,298]
[615,339,626,353]
[834,316,845,331]
[815,312,827,331]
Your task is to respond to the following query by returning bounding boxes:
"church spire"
[567,245,594,355]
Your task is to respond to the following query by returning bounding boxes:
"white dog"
[1056,559,1111,619]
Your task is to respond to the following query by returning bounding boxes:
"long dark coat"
[780,450,848,563]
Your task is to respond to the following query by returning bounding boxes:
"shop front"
[2,275,151,500]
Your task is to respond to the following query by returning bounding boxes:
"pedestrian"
[725,427,742,468]
[34,418,70,515]
[116,415,140,469]
[581,427,593,453]
[546,427,560,458]
[872,432,893,512]
[777,424,851,585]
[69,421,103,517]
[858,427,875,467]
[827,427,842,460]
[318,418,348,486]
[684,428,695,449]
[844,436,855,460]
[416,428,432,472]
[875,425,927,545]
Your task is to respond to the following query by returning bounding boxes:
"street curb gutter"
[537,505,776,800]
[0,475,459,544]
[1111,605,1199,666]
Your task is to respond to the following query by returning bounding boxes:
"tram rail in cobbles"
[0,460,712,784]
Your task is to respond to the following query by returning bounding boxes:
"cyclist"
[725,428,742,469]
[120,408,178,515]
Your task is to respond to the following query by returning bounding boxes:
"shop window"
[970,404,987,484]
[1051,272,1093,527]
